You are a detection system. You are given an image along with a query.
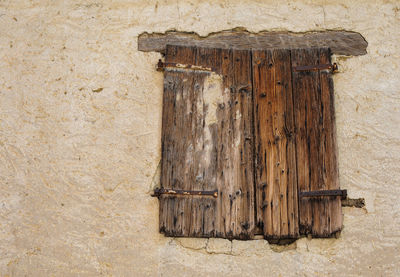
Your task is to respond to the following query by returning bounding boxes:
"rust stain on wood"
[156,60,214,72]
[153,188,218,198]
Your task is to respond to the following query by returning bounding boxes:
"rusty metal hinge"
[156,59,165,72]
[299,189,347,200]
[156,59,213,72]
[152,188,218,198]
[293,63,338,73]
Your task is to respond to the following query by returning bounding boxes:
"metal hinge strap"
[156,59,213,72]
[293,63,338,72]
[152,188,218,198]
[299,189,347,200]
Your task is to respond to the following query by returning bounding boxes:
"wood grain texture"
[138,30,367,56]
[252,49,299,239]
[159,45,255,239]
[291,48,342,237]
[219,49,255,239]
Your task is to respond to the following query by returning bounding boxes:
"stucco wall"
[0,0,399,276]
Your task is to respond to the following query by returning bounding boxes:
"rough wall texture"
[0,0,399,276]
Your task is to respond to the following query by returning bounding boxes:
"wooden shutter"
[252,47,343,238]
[158,45,343,240]
[252,49,299,239]
[159,45,255,239]
[291,48,343,237]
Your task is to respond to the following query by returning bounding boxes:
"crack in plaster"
[173,237,297,255]
[173,238,239,256]
[148,159,161,194]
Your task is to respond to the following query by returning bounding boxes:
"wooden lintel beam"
[138,30,367,56]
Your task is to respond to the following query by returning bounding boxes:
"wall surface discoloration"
[0,0,399,276]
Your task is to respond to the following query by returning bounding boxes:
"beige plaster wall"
[0,0,399,276]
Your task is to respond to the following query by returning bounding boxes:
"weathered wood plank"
[216,48,233,238]
[319,48,342,235]
[232,49,255,239]
[194,47,221,237]
[138,30,367,56]
[291,48,342,237]
[253,49,299,239]
[160,45,210,237]
[213,48,255,239]
[292,48,317,236]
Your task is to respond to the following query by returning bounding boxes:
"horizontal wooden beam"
[138,29,367,56]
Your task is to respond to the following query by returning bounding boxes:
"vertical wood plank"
[160,45,203,237]
[292,48,312,236]
[193,47,223,237]
[252,49,299,239]
[233,49,255,239]
[291,48,342,237]
[319,48,342,235]
[292,48,318,236]
[216,48,233,238]
[216,49,255,239]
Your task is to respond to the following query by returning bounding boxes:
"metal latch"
[299,189,347,200]
[152,188,218,198]
[293,63,338,73]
